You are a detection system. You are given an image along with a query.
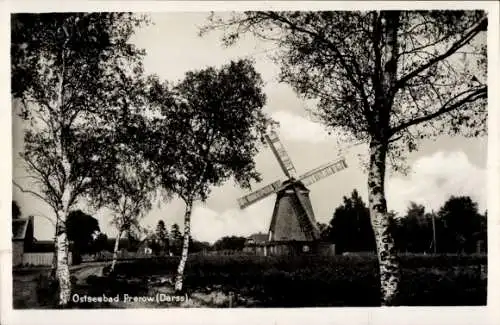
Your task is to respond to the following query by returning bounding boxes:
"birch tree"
[202,10,487,305]
[84,63,161,273]
[11,13,148,306]
[90,117,157,272]
[151,59,268,292]
[104,165,155,273]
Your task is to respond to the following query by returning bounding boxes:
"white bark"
[174,201,193,292]
[55,185,72,306]
[367,140,400,306]
[110,230,122,273]
[56,230,71,306]
[50,235,58,279]
[55,151,73,306]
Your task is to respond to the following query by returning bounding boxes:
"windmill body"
[269,180,317,242]
[237,127,348,256]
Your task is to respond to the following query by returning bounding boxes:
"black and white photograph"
[2,1,500,324]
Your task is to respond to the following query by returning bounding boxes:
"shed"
[12,216,34,266]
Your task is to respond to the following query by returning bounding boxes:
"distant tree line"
[13,196,487,258]
[12,201,212,258]
[81,219,212,256]
[320,190,487,255]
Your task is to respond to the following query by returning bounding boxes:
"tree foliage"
[148,59,268,291]
[12,200,21,219]
[87,108,156,240]
[151,220,169,255]
[326,189,376,253]
[438,195,484,253]
[202,10,487,305]
[329,194,486,254]
[11,12,149,305]
[390,197,485,254]
[151,59,269,203]
[390,202,435,253]
[190,239,212,254]
[66,209,100,253]
[11,12,150,215]
[169,223,183,255]
[89,232,109,253]
[213,236,248,251]
[202,11,487,169]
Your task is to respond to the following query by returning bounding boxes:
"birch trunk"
[50,235,58,280]
[110,230,122,273]
[174,201,193,292]
[55,186,72,306]
[53,28,73,307]
[367,140,400,306]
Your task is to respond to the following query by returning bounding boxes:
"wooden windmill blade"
[298,158,348,187]
[265,129,297,178]
[288,158,348,240]
[237,179,284,209]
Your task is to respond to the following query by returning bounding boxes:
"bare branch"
[395,16,487,90]
[22,155,62,200]
[390,85,487,136]
[388,135,404,143]
[13,180,58,212]
[261,12,374,123]
[397,14,456,58]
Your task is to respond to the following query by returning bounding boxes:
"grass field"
[13,253,487,308]
[99,253,488,307]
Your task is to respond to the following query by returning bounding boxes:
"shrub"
[35,273,59,307]
[110,254,487,306]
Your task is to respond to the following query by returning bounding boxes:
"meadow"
[14,253,487,308]
[102,253,487,307]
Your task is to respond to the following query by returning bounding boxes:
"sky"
[12,12,488,244]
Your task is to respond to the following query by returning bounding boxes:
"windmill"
[237,126,348,255]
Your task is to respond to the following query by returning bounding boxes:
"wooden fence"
[22,252,73,266]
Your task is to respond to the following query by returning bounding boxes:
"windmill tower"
[237,127,348,255]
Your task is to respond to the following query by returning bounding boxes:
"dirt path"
[69,263,246,308]
[71,262,108,285]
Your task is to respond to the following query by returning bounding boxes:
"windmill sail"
[237,179,283,209]
[237,126,349,254]
[298,158,348,187]
[265,130,297,178]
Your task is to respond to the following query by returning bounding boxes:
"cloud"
[270,111,359,155]
[163,152,486,244]
[386,151,486,215]
[190,196,275,244]
[271,111,332,144]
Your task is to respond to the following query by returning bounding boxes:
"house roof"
[29,239,76,252]
[12,218,31,240]
[247,232,268,243]
[31,240,55,252]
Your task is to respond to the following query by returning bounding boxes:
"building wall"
[244,241,336,256]
[12,241,24,266]
[317,242,336,256]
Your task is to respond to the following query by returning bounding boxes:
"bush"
[111,254,486,306]
[35,273,59,307]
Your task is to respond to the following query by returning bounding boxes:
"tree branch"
[261,12,374,124]
[388,134,404,143]
[22,155,62,200]
[394,16,487,90]
[13,180,58,213]
[390,86,487,136]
